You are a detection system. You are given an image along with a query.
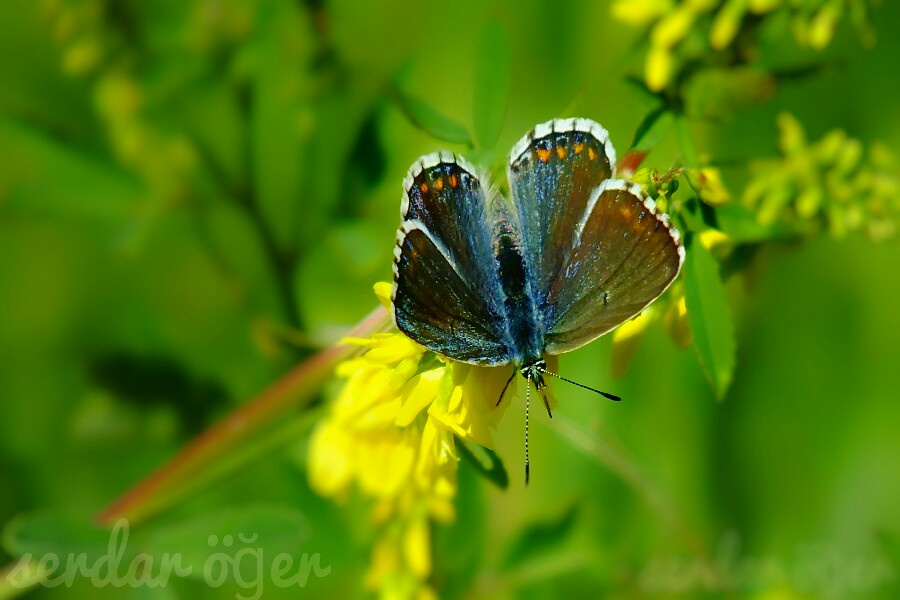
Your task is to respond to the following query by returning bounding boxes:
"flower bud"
[711,0,747,50]
[646,45,675,91]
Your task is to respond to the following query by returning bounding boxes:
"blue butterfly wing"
[392,153,514,365]
[507,118,683,355]
[543,180,684,354]
[507,118,616,327]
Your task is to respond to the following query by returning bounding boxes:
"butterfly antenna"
[496,369,516,407]
[538,368,622,402]
[524,378,530,485]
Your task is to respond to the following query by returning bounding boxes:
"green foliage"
[3,514,113,560]
[472,21,512,150]
[683,235,736,398]
[629,107,674,153]
[499,504,579,570]
[392,91,473,147]
[457,439,509,490]
[1,1,900,599]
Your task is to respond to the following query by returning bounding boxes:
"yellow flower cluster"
[744,113,899,240]
[308,283,513,600]
[612,0,874,91]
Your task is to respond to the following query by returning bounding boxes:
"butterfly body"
[494,226,543,368]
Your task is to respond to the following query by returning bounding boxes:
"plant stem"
[96,304,390,526]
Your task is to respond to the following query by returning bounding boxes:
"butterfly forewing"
[543,180,684,354]
[507,118,616,314]
[392,154,515,365]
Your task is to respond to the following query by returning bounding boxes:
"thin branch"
[96,304,390,526]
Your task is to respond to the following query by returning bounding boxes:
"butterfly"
[390,118,684,481]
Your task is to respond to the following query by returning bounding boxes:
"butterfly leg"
[496,368,517,407]
[533,373,553,419]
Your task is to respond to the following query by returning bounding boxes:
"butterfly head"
[520,359,547,387]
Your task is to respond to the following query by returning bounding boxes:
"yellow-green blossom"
[611,307,658,378]
[610,283,692,377]
[613,0,875,92]
[744,113,899,240]
[690,167,732,206]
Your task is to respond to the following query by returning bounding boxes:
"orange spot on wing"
[574,142,585,154]
[434,177,444,191]
[588,146,597,161]
[448,173,458,188]
[556,145,567,159]
[419,182,429,194]
[537,148,551,163]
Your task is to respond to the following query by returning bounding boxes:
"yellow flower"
[309,283,513,599]
[646,44,675,91]
[611,0,674,25]
[651,5,698,48]
[710,0,747,50]
[748,0,780,13]
[808,4,839,50]
[663,293,693,348]
[690,167,732,206]
[698,228,730,249]
[613,0,870,95]
[610,308,657,377]
[428,363,513,448]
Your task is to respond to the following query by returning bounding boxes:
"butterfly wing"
[392,152,515,365]
[506,118,616,324]
[506,118,683,356]
[542,180,684,354]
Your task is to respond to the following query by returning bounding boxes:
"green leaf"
[2,507,315,588]
[714,202,796,242]
[0,117,141,225]
[251,0,315,251]
[456,438,508,489]
[2,513,116,561]
[393,91,472,146]
[500,504,579,569]
[622,75,664,106]
[203,200,285,321]
[140,505,311,580]
[472,20,511,150]
[630,107,673,151]
[433,460,486,599]
[674,115,700,169]
[683,235,736,399]
[683,67,775,120]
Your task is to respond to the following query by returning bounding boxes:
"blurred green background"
[1,0,899,598]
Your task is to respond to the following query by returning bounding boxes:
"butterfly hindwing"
[392,154,514,365]
[543,180,684,354]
